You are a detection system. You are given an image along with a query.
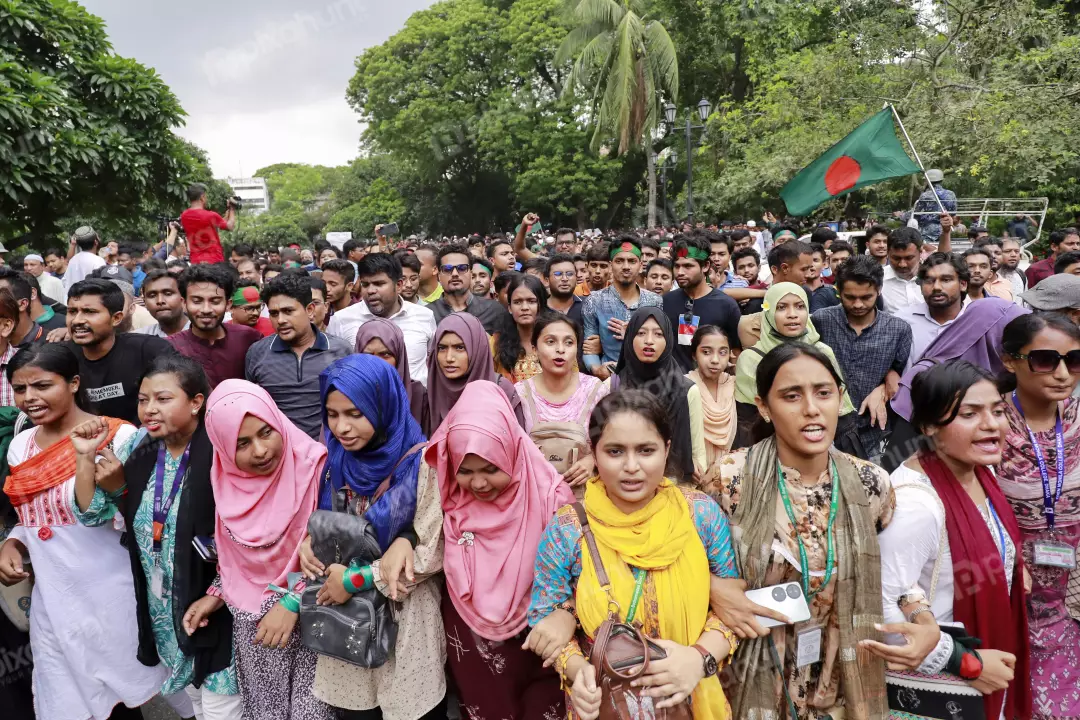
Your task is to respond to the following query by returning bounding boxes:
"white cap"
[746,220,757,227]
[24,253,43,263]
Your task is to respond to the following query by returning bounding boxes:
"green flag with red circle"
[780,108,921,216]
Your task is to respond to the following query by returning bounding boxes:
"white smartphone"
[744,582,812,628]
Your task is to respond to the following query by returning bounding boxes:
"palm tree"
[556,0,679,228]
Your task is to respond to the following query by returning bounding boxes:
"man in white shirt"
[22,253,65,305]
[894,252,968,370]
[327,253,436,385]
[881,227,924,314]
[63,226,106,294]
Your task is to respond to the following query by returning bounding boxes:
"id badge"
[678,315,700,346]
[1034,540,1077,569]
[150,565,164,598]
[796,625,822,668]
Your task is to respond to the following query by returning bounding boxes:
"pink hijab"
[205,379,327,615]
[426,381,573,640]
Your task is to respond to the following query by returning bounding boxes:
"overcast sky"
[81,0,432,177]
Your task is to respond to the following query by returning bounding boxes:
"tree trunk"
[647,148,658,229]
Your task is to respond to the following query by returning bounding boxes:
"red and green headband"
[609,241,642,260]
[676,246,709,262]
[231,286,261,307]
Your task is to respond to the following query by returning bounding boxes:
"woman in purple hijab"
[354,317,431,434]
[426,312,525,434]
[884,297,1029,470]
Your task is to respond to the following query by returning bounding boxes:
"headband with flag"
[609,242,642,260]
[676,246,709,262]
[773,229,798,243]
[231,286,261,307]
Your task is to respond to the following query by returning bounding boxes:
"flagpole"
[888,104,947,215]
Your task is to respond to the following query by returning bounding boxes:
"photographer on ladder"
[179,182,239,265]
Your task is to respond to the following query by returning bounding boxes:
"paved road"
[141,695,180,720]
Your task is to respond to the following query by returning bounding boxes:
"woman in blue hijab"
[300,355,449,720]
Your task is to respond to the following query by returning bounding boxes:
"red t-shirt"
[181,208,228,264]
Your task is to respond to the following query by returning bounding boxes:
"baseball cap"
[1020,273,1080,310]
[93,265,135,284]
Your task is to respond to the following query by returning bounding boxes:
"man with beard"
[999,237,1027,299]
[813,256,912,462]
[471,256,494,298]
[398,253,422,303]
[544,253,583,324]
[662,234,742,371]
[65,279,173,424]
[881,227,923,314]
[136,269,190,338]
[168,264,261,388]
[963,247,1001,302]
[22,253,64,306]
[430,244,510,334]
[583,236,662,378]
[1028,227,1080,288]
[894,252,969,370]
[328,253,436,384]
[246,273,350,438]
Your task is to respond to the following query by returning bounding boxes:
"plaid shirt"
[812,305,912,459]
[582,285,663,367]
[0,344,17,407]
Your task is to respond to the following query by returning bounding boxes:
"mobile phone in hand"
[193,535,218,562]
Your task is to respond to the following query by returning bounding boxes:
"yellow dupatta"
[576,477,727,720]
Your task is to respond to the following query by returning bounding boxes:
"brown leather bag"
[572,503,693,720]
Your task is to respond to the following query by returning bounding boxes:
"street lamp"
[658,150,677,226]
[664,98,710,224]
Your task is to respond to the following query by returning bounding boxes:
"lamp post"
[663,98,711,224]
[653,150,677,227]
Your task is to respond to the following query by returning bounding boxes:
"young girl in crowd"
[687,325,735,487]
[117,355,241,720]
[354,317,430,434]
[428,313,524,431]
[711,343,894,720]
[427,381,574,720]
[514,312,608,494]
[870,360,1031,720]
[530,390,738,720]
[300,354,447,720]
[0,344,163,720]
[204,380,332,720]
[734,283,856,451]
[612,307,705,482]
[998,313,1079,718]
[494,274,548,383]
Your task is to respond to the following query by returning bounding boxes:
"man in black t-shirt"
[663,234,742,371]
[65,279,173,424]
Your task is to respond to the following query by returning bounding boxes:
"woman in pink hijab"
[204,380,333,720]
[426,381,575,720]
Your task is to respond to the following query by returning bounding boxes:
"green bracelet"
[277,591,300,613]
[342,565,374,594]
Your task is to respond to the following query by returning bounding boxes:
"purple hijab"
[355,317,431,435]
[426,312,524,433]
[892,297,1029,420]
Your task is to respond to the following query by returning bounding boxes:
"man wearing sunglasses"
[544,254,583,325]
[429,243,510,334]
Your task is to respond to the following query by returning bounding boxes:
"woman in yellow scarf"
[526,389,739,720]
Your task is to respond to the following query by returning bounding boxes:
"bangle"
[277,591,300,613]
[342,565,374,594]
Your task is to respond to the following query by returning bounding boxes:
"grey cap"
[1020,273,1080,310]
[93,264,135,285]
[925,169,944,183]
[108,279,135,298]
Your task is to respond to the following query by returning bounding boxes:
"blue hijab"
[319,354,427,551]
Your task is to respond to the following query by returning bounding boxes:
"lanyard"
[152,444,190,554]
[1012,392,1065,530]
[625,567,647,624]
[776,460,839,600]
[987,501,1008,569]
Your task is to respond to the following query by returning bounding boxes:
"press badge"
[1034,540,1077,569]
[150,565,165,598]
[678,315,700,346]
[796,625,822,667]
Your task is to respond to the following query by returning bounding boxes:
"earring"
[761,415,771,423]
[191,409,198,415]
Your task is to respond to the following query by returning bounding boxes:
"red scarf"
[919,452,1031,720]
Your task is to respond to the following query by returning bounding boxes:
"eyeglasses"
[1012,349,1080,374]
[552,270,575,278]
[441,264,470,274]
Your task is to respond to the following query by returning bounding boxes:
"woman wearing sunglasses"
[998,313,1080,720]
[493,274,548,383]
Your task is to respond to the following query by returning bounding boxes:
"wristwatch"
[897,588,927,609]
[692,644,719,678]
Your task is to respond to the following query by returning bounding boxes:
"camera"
[226,195,243,210]
[155,215,184,237]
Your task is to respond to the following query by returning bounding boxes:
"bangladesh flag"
[780,108,921,216]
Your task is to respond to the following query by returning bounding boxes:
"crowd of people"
[0,179,1077,720]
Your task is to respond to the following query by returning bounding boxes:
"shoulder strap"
[572,502,610,588]
[575,380,604,424]
[903,480,948,603]
[520,381,540,426]
[373,442,427,502]
[748,346,766,358]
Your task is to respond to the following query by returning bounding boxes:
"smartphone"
[744,582,811,628]
[378,222,399,237]
[193,535,218,562]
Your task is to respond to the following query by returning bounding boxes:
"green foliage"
[0,0,203,244]
[232,213,307,250]
[325,178,407,238]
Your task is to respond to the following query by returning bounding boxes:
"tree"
[232,213,307,250]
[556,0,679,227]
[325,178,408,238]
[0,0,198,243]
